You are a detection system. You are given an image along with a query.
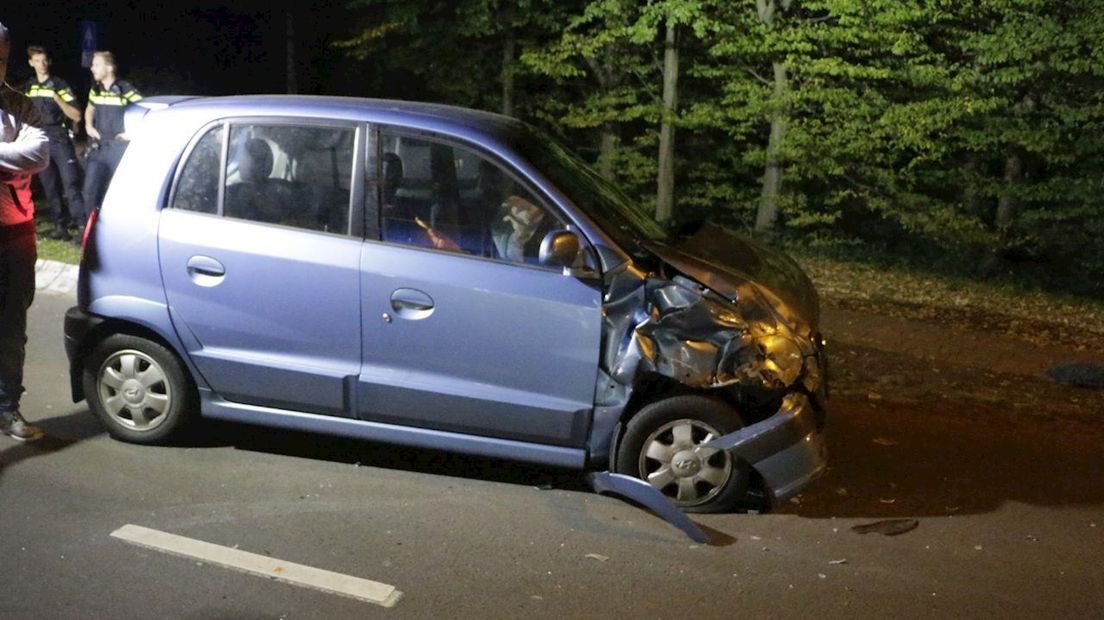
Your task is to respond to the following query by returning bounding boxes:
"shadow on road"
[163,391,1104,525]
[0,409,104,482]
[191,418,591,493]
[780,397,1104,519]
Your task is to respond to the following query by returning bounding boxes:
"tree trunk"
[501,29,516,117]
[994,152,1023,231]
[285,9,298,94]
[599,125,618,181]
[655,21,679,223]
[980,150,1024,276]
[755,61,788,232]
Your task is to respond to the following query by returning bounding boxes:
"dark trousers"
[81,141,127,220]
[37,134,85,229]
[0,224,36,414]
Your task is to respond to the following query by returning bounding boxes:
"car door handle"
[389,288,434,319]
[185,255,225,286]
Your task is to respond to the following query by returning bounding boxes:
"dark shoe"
[47,227,73,241]
[0,411,44,442]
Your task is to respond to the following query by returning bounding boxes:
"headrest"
[240,138,274,182]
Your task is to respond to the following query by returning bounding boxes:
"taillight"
[80,209,98,256]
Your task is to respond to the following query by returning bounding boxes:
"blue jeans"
[0,223,36,414]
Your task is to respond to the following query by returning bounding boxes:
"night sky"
[4,1,364,101]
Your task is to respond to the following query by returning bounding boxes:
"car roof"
[142,95,527,144]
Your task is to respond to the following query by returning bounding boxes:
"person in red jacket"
[0,21,49,442]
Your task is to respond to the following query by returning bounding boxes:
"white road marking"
[111,524,402,608]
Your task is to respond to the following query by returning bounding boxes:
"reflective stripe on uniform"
[26,83,76,103]
[89,93,128,106]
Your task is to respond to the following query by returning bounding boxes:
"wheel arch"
[70,317,198,403]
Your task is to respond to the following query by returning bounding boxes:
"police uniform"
[24,75,85,233]
[81,79,141,218]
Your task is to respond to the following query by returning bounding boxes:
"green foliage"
[336,0,1104,294]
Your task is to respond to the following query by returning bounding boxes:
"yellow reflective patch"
[90,94,127,106]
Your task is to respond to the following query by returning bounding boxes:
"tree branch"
[743,65,774,86]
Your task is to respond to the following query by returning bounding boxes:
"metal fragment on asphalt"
[851,519,919,536]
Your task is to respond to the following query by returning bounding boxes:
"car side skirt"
[199,389,588,469]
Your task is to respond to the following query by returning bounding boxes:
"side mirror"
[539,229,581,268]
[539,229,596,278]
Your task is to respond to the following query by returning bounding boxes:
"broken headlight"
[754,333,805,387]
[733,282,813,390]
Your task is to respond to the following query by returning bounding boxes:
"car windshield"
[514,127,669,251]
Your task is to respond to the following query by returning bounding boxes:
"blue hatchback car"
[64,96,827,514]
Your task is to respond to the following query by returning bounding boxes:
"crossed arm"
[0,121,49,180]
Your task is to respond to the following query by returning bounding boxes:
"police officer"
[82,50,140,221]
[24,45,84,240]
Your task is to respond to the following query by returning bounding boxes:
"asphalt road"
[2,292,1102,619]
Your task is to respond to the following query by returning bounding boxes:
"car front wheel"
[615,395,750,513]
[84,334,195,444]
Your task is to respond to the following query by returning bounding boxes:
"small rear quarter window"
[172,126,224,214]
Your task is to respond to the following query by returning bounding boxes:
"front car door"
[159,120,365,416]
[357,129,602,446]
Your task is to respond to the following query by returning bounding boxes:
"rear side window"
[224,124,355,234]
[172,126,223,214]
[171,122,356,236]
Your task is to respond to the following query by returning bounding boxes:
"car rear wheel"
[84,334,195,444]
[615,395,749,513]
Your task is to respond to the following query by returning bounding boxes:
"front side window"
[379,130,563,265]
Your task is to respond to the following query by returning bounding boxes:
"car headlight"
[756,333,805,387]
[731,282,813,389]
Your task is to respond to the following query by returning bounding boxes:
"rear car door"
[356,129,602,446]
[158,120,365,416]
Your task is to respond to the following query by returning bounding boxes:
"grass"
[35,220,82,265]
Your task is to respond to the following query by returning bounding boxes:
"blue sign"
[80,21,98,68]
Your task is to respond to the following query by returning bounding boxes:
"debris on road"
[879,498,896,504]
[872,437,899,446]
[584,553,609,562]
[828,559,848,565]
[851,519,919,536]
[1046,363,1104,389]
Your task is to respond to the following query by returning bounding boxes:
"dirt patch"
[820,298,1104,434]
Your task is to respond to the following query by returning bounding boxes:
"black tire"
[615,395,750,514]
[83,334,196,444]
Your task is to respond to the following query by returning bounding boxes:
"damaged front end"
[590,226,828,509]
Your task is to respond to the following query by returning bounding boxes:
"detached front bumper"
[703,391,827,506]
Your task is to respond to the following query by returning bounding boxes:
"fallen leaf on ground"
[851,519,919,536]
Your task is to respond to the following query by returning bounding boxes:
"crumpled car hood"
[645,223,820,333]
